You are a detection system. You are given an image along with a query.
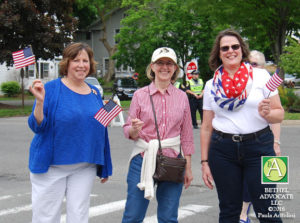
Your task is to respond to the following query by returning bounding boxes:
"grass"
[0,106,32,117]
[284,112,300,120]
[0,95,35,100]
[1,98,300,120]
[120,100,131,109]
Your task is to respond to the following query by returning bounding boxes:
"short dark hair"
[59,42,98,76]
[208,29,250,71]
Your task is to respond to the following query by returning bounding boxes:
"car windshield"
[118,78,137,87]
[85,78,99,85]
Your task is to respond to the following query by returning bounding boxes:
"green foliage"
[114,0,221,85]
[97,77,105,85]
[1,81,21,97]
[280,37,300,78]
[73,2,98,29]
[278,86,299,111]
[193,0,300,69]
[136,73,151,87]
[0,0,77,66]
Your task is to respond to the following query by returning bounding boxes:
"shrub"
[0,81,21,97]
[278,86,300,112]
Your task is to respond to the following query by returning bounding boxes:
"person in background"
[186,69,204,129]
[238,50,282,223]
[122,47,194,223]
[28,42,112,223]
[201,29,284,223]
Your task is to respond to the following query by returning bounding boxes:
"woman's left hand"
[274,143,281,156]
[258,98,271,118]
[184,167,193,189]
[100,178,108,183]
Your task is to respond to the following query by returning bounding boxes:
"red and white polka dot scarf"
[211,62,253,111]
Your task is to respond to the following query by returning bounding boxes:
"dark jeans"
[209,130,282,223]
[122,155,183,223]
[189,97,203,126]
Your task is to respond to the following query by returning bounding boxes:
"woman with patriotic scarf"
[200,29,284,223]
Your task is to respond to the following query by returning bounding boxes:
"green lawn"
[1,98,300,120]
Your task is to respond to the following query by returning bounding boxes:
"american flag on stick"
[12,47,36,69]
[94,99,123,127]
[266,69,283,97]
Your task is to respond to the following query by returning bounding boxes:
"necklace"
[62,77,90,94]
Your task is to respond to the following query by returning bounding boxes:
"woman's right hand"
[202,163,214,190]
[29,79,45,103]
[129,118,144,139]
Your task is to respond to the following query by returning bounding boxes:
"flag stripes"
[266,70,283,92]
[94,100,122,127]
[12,47,36,69]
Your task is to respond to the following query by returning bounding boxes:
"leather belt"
[213,126,271,142]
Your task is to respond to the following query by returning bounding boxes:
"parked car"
[284,74,300,88]
[84,77,104,98]
[113,78,138,100]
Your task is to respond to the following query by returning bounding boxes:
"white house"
[0,58,60,95]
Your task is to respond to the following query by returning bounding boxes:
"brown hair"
[146,63,180,82]
[208,29,250,71]
[59,42,97,76]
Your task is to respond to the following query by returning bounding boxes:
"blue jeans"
[209,130,282,223]
[122,154,183,223]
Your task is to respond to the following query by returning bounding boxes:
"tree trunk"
[98,10,117,82]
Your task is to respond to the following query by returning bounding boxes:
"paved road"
[0,117,299,223]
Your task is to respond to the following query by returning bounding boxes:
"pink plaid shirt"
[123,82,194,157]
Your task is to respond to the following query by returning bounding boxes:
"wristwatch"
[274,139,281,145]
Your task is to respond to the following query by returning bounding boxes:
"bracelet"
[201,160,209,164]
[274,139,281,145]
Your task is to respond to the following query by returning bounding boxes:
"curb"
[281,120,300,126]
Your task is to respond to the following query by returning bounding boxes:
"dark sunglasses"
[220,44,240,52]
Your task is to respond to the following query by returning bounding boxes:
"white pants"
[30,163,96,223]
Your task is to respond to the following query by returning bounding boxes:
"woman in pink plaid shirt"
[121,47,195,223]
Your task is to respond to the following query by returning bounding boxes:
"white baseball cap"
[151,47,177,64]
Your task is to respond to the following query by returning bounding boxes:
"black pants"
[189,97,203,126]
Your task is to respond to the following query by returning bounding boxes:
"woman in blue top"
[28,42,112,223]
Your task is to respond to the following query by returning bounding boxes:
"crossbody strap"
[148,86,182,155]
[149,87,162,151]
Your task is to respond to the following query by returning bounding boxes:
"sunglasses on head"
[220,44,240,52]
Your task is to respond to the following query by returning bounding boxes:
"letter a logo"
[262,156,288,184]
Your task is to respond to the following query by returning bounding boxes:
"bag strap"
[149,87,162,151]
[148,86,183,155]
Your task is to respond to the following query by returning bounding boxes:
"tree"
[75,0,123,82]
[114,0,219,85]
[195,0,300,78]
[280,37,300,77]
[0,0,77,66]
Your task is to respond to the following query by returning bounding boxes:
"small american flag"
[94,99,123,127]
[266,69,283,92]
[12,47,36,69]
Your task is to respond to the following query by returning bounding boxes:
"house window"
[86,32,91,40]
[27,65,35,77]
[40,63,49,78]
[104,58,109,73]
[114,29,120,44]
